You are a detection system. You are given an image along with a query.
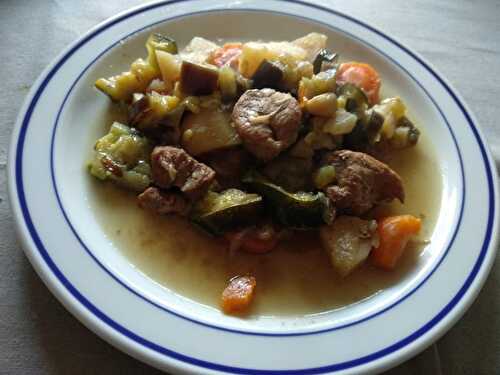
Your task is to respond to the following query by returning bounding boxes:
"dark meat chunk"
[151,146,215,200]
[322,150,404,215]
[201,147,252,189]
[138,187,190,216]
[232,89,301,162]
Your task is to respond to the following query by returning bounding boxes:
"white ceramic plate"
[8,0,499,374]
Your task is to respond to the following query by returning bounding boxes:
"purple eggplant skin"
[251,59,285,90]
[179,61,219,96]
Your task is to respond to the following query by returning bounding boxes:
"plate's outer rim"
[7,0,499,374]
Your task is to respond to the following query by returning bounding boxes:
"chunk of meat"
[221,275,256,314]
[150,146,215,200]
[322,150,404,215]
[137,187,190,216]
[232,89,302,162]
[201,147,251,189]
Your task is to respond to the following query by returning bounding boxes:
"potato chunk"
[320,216,378,277]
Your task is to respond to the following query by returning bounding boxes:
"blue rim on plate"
[10,0,497,373]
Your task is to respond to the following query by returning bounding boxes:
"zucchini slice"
[243,171,334,229]
[191,189,263,235]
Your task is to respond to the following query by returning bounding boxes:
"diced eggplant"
[243,171,334,229]
[88,122,152,192]
[313,49,339,74]
[181,109,241,156]
[129,92,180,129]
[179,61,219,96]
[251,59,284,89]
[191,189,263,235]
[343,110,384,148]
[320,216,378,277]
[128,92,184,144]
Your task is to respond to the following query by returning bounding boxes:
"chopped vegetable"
[371,215,422,270]
[146,33,178,69]
[323,108,358,135]
[305,93,337,117]
[337,62,381,105]
[298,68,337,103]
[345,111,383,149]
[180,37,220,65]
[129,92,180,130]
[313,165,336,189]
[88,122,151,191]
[218,66,238,102]
[243,171,334,229]
[320,216,378,277]
[95,34,177,101]
[337,83,368,114]
[251,59,285,90]
[155,50,181,84]
[292,32,328,62]
[390,116,420,148]
[180,61,219,96]
[181,109,241,156]
[210,43,242,68]
[238,41,307,78]
[371,97,406,139]
[313,49,339,74]
[95,58,159,102]
[221,275,256,314]
[191,189,263,235]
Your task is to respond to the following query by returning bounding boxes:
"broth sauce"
[89,133,441,316]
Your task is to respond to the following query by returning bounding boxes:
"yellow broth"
[88,133,441,317]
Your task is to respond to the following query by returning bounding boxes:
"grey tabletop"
[1,0,499,374]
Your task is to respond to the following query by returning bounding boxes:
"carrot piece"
[221,275,257,314]
[336,62,381,105]
[210,43,243,69]
[371,215,421,270]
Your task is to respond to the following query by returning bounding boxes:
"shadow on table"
[22,258,165,375]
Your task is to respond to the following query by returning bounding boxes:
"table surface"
[1,0,499,374]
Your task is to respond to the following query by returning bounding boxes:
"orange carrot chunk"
[211,43,243,69]
[221,275,257,314]
[336,62,381,105]
[371,215,421,270]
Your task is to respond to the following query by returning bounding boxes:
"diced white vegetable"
[305,93,337,117]
[180,37,220,65]
[323,108,357,135]
[238,41,307,77]
[372,97,406,139]
[292,32,328,61]
[320,216,378,277]
[181,109,241,156]
[155,50,181,83]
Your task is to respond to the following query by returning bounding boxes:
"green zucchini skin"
[190,189,264,236]
[243,171,334,229]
